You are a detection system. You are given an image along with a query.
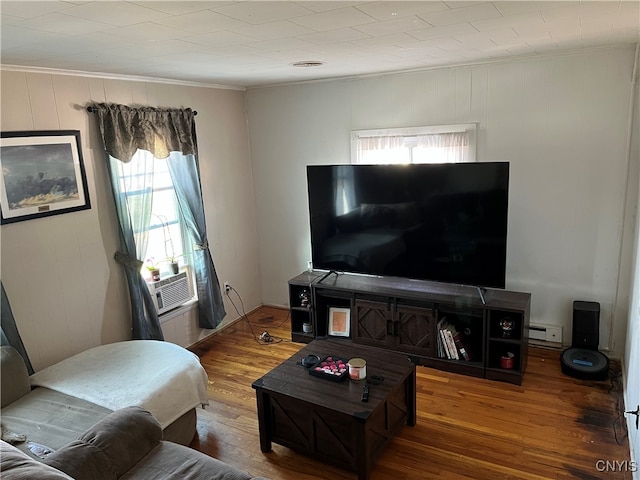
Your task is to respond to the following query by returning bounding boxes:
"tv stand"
[288,271,531,385]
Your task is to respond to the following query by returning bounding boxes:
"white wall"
[247,46,637,356]
[0,70,261,371]
[624,46,640,476]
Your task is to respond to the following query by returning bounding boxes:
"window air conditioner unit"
[148,272,192,315]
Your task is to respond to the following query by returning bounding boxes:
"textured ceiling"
[1,1,639,88]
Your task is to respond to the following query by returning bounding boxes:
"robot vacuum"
[560,301,609,381]
[560,347,609,380]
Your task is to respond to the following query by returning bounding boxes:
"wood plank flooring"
[189,306,632,480]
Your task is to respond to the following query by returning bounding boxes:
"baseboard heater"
[148,272,192,315]
[528,323,563,346]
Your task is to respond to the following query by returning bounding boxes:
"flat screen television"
[307,162,509,288]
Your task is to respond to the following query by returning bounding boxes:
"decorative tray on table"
[308,356,349,382]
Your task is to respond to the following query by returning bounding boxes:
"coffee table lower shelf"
[252,340,416,480]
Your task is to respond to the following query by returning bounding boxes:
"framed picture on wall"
[0,130,91,224]
[328,307,350,337]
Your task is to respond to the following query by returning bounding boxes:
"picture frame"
[0,130,91,224]
[328,307,350,337]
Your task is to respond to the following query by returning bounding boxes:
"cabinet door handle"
[387,319,393,335]
[393,321,399,337]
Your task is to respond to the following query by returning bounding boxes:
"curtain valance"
[89,103,197,163]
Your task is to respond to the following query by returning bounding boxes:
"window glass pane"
[167,223,184,261]
[413,146,454,164]
[120,172,149,193]
[152,189,179,224]
[145,229,167,268]
[359,147,410,164]
[153,171,172,189]
[152,160,172,189]
[126,192,149,226]
[148,195,183,264]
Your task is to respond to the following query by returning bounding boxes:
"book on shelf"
[437,327,445,358]
[437,319,472,361]
[437,318,458,360]
[439,328,451,359]
[453,331,472,361]
[436,318,450,359]
[444,327,459,360]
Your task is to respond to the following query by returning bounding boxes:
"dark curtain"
[1,282,34,374]
[90,103,226,332]
[167,151,226,328]
[91,103,197,162]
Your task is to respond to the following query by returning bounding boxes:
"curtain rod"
[86,106,197,115]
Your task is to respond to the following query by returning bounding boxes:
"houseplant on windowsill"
[154,214,180,276]
[145,258,161,281]
[167,256,179,275]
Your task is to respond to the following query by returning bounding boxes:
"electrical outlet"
[224,282,231,293]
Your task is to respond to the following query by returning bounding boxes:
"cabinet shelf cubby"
[485,309,528,382]
[287,273,317,344]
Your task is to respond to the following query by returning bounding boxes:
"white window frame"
[350,123,477,164]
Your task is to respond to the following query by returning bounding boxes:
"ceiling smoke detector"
[291,61,325,68]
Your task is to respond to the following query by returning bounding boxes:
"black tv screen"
[307,162,509,288]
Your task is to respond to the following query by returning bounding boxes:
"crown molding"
[0,64,246,91]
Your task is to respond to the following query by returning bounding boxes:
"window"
[351,124,476,164]
[115,150,190,281]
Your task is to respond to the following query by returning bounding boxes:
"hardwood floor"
[189,306,632,480]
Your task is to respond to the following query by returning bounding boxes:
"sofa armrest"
[122,442,271,480]
[44,406,162,480]
[1,440,74,480]
[1,346,31,407]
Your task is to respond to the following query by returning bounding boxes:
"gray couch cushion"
[122,442,261,480]
[0,440,74,480]
[1,387,112,459]
[1,346,31,407]
[44,406,162,480]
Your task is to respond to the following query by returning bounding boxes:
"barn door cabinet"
[352,298,437,358]
[288,271,531,385]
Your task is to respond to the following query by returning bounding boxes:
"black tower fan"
[560,301,609,380]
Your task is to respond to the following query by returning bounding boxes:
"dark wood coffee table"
[252,339,416,480]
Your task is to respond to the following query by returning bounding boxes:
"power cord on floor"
[608,365,629,446]
[613,397,629,446]
[225,285,285,345]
